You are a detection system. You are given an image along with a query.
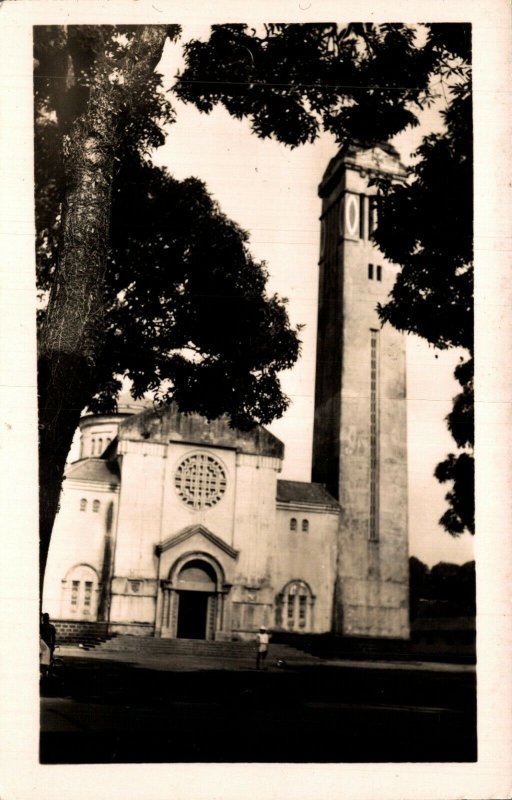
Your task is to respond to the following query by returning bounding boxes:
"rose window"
[174,453,227,510]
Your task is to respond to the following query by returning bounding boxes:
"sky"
[148,28,474,567]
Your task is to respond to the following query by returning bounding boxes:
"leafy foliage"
[409,556,476,619]
[35,25,301,430]
[175,23,436,148]
[435,453,475,535]
[374,81,472,351]
[433,357,474,535]
[372,24,473,535]
[34,25,175,295]
[98,156,301,428]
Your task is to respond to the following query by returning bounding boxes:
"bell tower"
[312,144,409,638]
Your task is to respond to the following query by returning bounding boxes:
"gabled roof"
[276,480,339,509]
[65,458,120,484]
[118,403,284,459]
[155,524,239,559]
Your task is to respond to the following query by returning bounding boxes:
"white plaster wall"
[160,443,237,548]
[231,453,280,588]
[109,593,156,626]
[273,507,338,632]
[42,480,117,618]
[112,444,166,578]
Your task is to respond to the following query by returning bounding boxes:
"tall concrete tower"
[312,144,409,639]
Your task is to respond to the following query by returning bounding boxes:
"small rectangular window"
[376,265,382,281]
[368,264,374,280]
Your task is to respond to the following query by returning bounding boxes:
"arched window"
[91,438,96,456]
[301,519,309,532]
[93,499,100,513]
[290,518,297,531]
[275,580,314,631]
[97,438,103,454]
[80,498,87,512]
[62,565,99,620]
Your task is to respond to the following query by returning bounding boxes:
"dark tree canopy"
[35,25,300,430]
[409,557,476,620]
[175,23,438,149]
[103,160,300,429]
[36,146,301,430]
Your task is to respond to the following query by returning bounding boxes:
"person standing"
[256,626,270,670]
[40,613,56,660]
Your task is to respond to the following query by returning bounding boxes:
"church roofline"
[117,404,284,460]
[319,142,406,199]
[65,457,120,484]
[276,479,340,509]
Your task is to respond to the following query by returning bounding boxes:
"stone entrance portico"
[155,525,238,640]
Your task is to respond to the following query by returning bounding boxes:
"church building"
[42,144,410,641]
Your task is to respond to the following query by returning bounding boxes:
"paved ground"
[56,644,476,673]
[40,649,477,764]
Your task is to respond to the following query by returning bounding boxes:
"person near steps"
[256,626,270,670]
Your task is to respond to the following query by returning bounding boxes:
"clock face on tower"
[342,193,360,239]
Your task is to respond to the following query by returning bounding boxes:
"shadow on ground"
[40,656,477,763]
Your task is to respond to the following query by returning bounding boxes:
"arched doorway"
[158,544,234,640]
[175,559,217,639]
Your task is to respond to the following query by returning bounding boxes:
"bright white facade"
[43,406,339,639]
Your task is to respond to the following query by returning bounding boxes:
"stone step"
[55,632,117,650]
[92,635,319,661]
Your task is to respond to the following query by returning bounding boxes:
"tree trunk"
[38,25,172,600]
